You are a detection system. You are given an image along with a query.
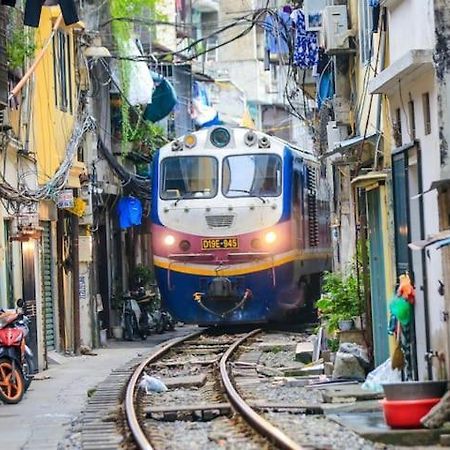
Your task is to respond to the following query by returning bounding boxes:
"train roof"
[161,126,319,164]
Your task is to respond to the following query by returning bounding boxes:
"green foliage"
[124,119,167,156]
[316,269,362,334]
[110,0,167,152]
[132,264,154,288]
[6,28,35,70]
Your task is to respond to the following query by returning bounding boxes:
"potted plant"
[316,269,362,334]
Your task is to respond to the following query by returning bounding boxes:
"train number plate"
[201,238,239,250]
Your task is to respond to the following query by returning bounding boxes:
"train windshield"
[160,156,218,199]
[223,154,282,197]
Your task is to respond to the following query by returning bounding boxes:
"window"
[394,108,402,147]
[52,30,73,112]
[223,154,282,198]
[359,0,373,64]
[408,100,416,140]
[422,92,431,135]
[160,156,218,199]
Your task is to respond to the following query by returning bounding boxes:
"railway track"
[80,328,381,450]
[123,329,307,450]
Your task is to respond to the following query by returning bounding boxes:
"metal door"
[366,188,389,365]
[41,222,55,350]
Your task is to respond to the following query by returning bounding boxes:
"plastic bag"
[361,358,401,392]
[123,39,154,106]
[139,373,168,394]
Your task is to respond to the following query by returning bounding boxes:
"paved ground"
[0,326,198,450]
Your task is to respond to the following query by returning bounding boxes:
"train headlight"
[210,127,231,148]
[179,240,191,251]
[184,134,197,149]
[164,235,175,246]
[264,231,277,244]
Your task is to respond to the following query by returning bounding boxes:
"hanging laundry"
[143,73,177,123]
[262,9,292,55]
[317,70,334,109]
[191,81,221,128]
[291,9,319,69]
[18,0,79,28]
[117,196,143,229]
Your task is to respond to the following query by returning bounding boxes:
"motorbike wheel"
[22,353,34,391]
[0,358,25,404]
[123,314,134,341]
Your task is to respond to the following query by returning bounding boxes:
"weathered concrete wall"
[434,0,450,176]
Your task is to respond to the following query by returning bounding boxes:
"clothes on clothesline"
[291,9,319,69]
[1,0,79,27]
[263,10,292,55]
[117,196,143,229]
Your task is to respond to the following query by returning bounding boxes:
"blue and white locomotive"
[151,126,331,325]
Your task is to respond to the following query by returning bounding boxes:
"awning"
[411,178,450,199]
[408,229,450,251]
[351,171,388,188]
[321,132,380,159]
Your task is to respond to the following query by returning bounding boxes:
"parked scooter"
[122,294,148,341]
[0,299,35,404]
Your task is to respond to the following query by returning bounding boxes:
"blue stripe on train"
[155,260,301,324]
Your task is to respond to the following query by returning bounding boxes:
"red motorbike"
[0,299,34,404]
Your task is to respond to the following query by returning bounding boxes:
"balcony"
[192,0,219,13]
[368,49,433,95]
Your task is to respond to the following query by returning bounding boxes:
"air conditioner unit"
[323,5,350,53]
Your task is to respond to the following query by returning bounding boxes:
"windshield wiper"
[173,193,191,206]
[227,189,267,204]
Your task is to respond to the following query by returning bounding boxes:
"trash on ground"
[139,373,168,393]
[361,358,401,392]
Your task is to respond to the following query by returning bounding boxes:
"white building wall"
[388,0,435,60]
[389,67,444,379]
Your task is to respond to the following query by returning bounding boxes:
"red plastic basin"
[381,397,441,429]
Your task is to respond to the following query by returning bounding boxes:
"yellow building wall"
[31,6,77,185]
[348,0,396,353]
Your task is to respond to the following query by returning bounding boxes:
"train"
[151,126,332,325]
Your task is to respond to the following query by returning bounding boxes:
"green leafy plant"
[132,264,154,288]
[6,28,35,70]
[316,269,362,334]
[124,119,167,156]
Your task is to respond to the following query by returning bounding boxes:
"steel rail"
[219,329,304,450]
[125,330,204,450]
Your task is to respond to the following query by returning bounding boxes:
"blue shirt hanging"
[117,196,143,229]
[263,10,292,55]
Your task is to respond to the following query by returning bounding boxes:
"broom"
[392,321,405,370]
